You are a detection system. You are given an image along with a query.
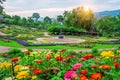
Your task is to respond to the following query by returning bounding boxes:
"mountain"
[95,10,120,18]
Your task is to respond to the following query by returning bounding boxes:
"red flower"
[80,70,88,75]
[33,69,42,75]
[1,53,8,57]
[46,55,52,60]
[11,57,19,63]
[80,54,94,61]
[67,55,73,59]
[56,56,63,61]
[45,68,50,73]
[36,60,44,64]
[59,49,66,53]
[53,69,59,73]
[90,72,102,80]
[80,75,88,80]
[61,58,67,62]
[113,62,120,67]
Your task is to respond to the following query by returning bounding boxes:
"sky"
[2,0,120,18]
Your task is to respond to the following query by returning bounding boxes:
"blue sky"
[3,0,120,18]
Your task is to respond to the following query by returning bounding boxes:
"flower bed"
[0,49,120,80]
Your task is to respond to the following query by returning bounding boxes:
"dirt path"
[0,46,115,53]
[0,32,7,36]
[0,46,11,53]
[44,32,50,37]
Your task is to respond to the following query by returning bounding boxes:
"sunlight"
[84,6,89,11]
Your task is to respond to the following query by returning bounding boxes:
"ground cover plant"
[0,48,120,80]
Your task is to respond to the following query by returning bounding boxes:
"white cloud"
[3,0,120,17]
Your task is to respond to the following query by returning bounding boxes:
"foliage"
[0,49,120,80]
[95,15,120,37]
[64,6,94,31]
[0,0,5,14]
[32,13,40,20]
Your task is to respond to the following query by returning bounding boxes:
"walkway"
[0,46,115,53]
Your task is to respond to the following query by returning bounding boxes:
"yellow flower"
[54,53,60,58]
[117,50,120,53]
[14,65,29,72]
[14,65,22,72]
[0,62,11,68]
[101,51,114,58]
[16,71,29,79]
[32,75,37,80]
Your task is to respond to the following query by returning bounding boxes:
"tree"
[57,15,64,24]
[95,15,120,36]
[32,13,40,20]
[44,16,52,24]
[64,6,94,31]
[0,0,5,14]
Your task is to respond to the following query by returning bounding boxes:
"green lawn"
[0,40,120,50]
[0,40,24,48]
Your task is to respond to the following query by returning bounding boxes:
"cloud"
[3,0,120,17]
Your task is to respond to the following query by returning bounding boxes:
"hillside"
[95,10,120,18]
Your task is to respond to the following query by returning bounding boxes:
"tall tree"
[0,0,5,14]
[65,6,94,31]
[57,15,64,24]
[44,16,52,24]
[32,13,40,21]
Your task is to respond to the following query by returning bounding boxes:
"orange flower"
[11,57,19,63]
[24,51,31,55]
[50,52,54,54]
[30,66,37,71]
[36,60,44,64]
[90,72,102,80]
[80,70,88,75]
[100,65,111,70]
[80,75,88,80]
[1,53,8,57]
[33,69,42,75]
[90,64,98,68]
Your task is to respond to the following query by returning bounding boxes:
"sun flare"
[84,6,89,11]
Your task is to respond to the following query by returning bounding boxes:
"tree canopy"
[64,6,94,31]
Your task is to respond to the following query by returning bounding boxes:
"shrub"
[0,24,5,29]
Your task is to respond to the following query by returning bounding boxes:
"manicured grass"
[93,44,120,49]
[0,40,24,48]
[0,40,120,50]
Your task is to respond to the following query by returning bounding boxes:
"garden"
[0,48,120,80]
[0,0,120,80]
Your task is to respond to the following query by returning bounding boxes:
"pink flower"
[71,63,82,71]
[64,71,78,80]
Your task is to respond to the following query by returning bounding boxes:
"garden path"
[0,46,115,53]
[44,32,50,37]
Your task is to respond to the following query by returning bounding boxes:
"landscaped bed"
[0,48,120,80]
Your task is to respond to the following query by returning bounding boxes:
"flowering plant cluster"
[0,49,120,80]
